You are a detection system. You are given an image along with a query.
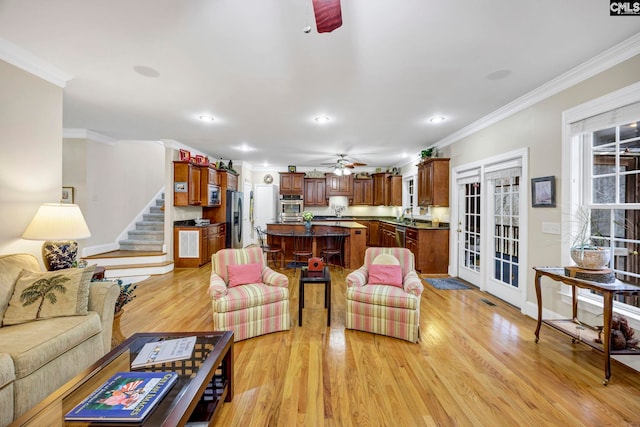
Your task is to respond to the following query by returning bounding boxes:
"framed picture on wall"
[288,165,297,173]
[61,187,74,204]
[531,176,555,207]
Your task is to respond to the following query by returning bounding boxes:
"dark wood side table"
[299,266,331,326]
[533,267,640,385]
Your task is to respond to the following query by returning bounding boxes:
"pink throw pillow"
[368,264,403,288]
[227,263,262,287]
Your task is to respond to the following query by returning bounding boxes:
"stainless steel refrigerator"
[226,190,243,248]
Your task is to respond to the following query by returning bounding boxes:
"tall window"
[572,100,640,310]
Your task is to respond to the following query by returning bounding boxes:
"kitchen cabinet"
[279,172,305,196]
[379,222,397,247]
[304,178,327,206]
[173,223,226,268]
[373,173,402,206]
[353,178,373,205]
[224,171,238,191]
[325,173,354,198]
[405,227,449,273]
[360,220,379,246]
[208,167,220,186]
[174,161,203,206]
[418,158,449,207]
[174,162,233,206]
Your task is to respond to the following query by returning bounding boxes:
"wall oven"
[279,195,304,222]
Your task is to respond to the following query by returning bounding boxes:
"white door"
[484,164,525,308]
[457,179,482,285]
[243,181,253,247]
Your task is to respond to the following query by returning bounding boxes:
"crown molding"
[0,37,73,88]
[436,32,640,149]
[63,128,116,145]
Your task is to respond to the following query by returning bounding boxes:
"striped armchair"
[208,246,291,341]
[346,247,424,342]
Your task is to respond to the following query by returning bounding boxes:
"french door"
[486,170,523,307]
[454,151,527,310]
[457,177,482,285]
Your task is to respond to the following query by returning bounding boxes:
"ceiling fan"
[322,154,367,176]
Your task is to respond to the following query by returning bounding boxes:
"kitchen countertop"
[311,216,449,230]
[173,219,224,228]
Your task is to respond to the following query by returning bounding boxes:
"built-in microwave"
[208,184,221,206]
[279,195,304,222]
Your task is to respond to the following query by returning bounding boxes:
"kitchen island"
[266,222,367,269]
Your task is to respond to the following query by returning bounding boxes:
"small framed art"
[288,165,297,173]
[531,176,556,208]
[61,187,74,204]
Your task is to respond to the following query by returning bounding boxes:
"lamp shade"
[22,203,91,240]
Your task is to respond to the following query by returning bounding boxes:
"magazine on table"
[65,371,178,422]
[131,336,197,369]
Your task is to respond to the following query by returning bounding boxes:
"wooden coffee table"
[11,331,234,427]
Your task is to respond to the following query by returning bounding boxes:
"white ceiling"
[1,1,639,169]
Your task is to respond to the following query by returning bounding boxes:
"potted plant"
[570,207,611,270]
[302,211,314,231]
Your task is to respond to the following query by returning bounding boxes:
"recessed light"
[428,116,446,124]
[314,116,330,123]
[235,143,253,152]
[199,115,215,122]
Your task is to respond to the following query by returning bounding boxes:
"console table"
[533,267,640,385]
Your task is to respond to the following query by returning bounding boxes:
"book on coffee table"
[65,371,178,422]
[131,336,197,369]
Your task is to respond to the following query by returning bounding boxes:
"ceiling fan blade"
[350,162,367,166]
[313,0,342,33]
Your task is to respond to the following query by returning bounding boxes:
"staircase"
[118,197,165,251]
[83,194,174,281]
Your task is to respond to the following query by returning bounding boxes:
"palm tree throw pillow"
[2,265,95,326]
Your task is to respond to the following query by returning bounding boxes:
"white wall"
[0,60,63,260]
[442,54,640,316]
[64,139,166,254]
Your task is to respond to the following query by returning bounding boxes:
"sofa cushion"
[0,254,41,321]
[212,284,289,313]
[227,263,263,287]
[368,264,403,288]
[347,285,419,310]
[3,266,95,326]
[0,313,102,380]
[0,353,15,389]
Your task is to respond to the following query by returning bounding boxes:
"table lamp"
[22,203,91,271]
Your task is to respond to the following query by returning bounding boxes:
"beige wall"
[444,54,640,315]
[65,139,166,252]
[0,60,63,259]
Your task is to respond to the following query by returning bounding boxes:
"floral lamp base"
[42,240,78,271]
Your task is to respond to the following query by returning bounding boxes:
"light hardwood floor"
[120,265,640,426]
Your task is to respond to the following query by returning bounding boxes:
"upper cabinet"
[174,161,237,207]
[304,178,327,206]
[279,172,305,195]
[353,178,373,205]
[224,171,238,191]
[325,173,354,198]
[372,172,402,206]
[174,161,204,206]
[418,158,449,207]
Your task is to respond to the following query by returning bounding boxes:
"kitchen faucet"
[404,208,414,225]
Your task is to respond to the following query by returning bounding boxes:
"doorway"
[453,149,528,310]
